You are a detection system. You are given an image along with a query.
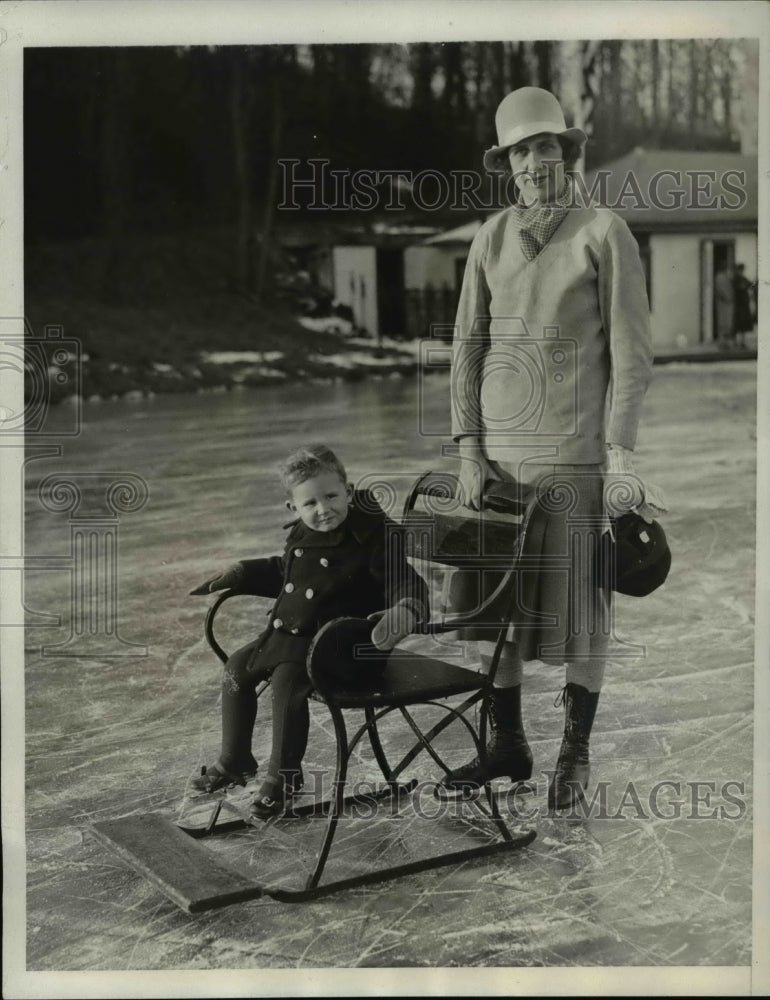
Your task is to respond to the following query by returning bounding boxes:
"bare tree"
[411,42,435,113]
[508,41,527,91]
[230,48,257,293]
[650,39,660,134]
[688,39,700,141]
[255,55,284,305]
[442,42,467,115]
[534,40,552,90]
[100,49,132,303]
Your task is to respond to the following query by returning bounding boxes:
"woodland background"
[23,39,755,396]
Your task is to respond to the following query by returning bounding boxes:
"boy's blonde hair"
[279,443,347,494]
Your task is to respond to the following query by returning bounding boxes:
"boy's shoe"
[248,770,304,823]
[187,762,258,796]
[249,791,287,822]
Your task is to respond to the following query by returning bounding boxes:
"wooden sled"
[92,472,538,909]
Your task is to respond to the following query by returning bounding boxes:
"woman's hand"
[457,441,500,511]
[603,445,668,522]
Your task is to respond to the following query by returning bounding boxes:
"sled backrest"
[401,471,534,633]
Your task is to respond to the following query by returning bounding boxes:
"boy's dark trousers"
[219,638,312,791]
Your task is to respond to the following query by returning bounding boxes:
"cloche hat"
[483,87,587,172]
[595,511,672,598]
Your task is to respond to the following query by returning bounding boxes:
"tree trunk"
[411,42,434,112]
[701,41,716,130]
[608,41,623,155]
[255,78,283,305]
[719,42,732,131]
[508,42,527,90]
[492,41,505,96]
[534,41,551,90]
[100,50,131,303]
[666,39,675,128]
[473,42,487,141]
[230,49,256,293]
[442,43,464,114]
[689,39,699,142]
[650,40,659,134]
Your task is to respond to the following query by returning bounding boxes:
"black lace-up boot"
[440,685,533,796]
[547,682,600,812]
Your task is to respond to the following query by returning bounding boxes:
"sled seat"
[316,650,484,708]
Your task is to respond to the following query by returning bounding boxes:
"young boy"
[189,444,427,820]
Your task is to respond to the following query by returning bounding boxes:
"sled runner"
[92,472,538,909]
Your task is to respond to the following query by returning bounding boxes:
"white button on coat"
[294,548,304,557]
[273,619,283,629]
[320,558,329,567]
[305,588,314,599]
[285,582,295,593]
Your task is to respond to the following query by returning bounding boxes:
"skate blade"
[434,778,536,802]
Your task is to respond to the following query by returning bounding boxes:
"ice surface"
[20,363,757,971]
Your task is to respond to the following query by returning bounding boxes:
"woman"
[446,87,662,811]
[732,263,754,350]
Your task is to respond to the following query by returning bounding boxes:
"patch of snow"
[347,336,421,357]
[370,221,439,236]
[309,352,412,369]
[297,316,354,335]
[230,367,288,383]
[201,350,285,364]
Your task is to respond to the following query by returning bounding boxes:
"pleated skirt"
[490,461,611,665]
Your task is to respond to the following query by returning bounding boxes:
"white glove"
[368,599,423,651]
[604,445,668,523]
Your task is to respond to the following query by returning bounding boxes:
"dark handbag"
[596,512,671,596]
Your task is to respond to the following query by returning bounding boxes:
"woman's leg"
[441,640,533,792]
[548,658,605,811]
[565,659,606,693]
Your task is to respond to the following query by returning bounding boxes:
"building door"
[700,239,735,344]
[376,249,406,339]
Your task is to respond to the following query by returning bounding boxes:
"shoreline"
[47,343,758,407]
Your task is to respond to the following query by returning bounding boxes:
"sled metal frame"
[92,471,538,909]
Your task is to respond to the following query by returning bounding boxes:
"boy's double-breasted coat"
[230,499,426,672]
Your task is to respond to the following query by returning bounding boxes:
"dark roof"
[584,148,757,230]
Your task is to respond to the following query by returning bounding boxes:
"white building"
[585,149,757,350]
[402,149,758,351]
[331,227,438,339]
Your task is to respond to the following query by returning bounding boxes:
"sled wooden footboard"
[92,813,263,913]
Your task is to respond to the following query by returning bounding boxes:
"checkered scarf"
[513,179,573,261]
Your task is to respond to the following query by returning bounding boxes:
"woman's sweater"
[451,199,654,467]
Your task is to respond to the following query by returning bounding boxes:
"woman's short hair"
[557,136,582,170]
[279,443,347,493]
